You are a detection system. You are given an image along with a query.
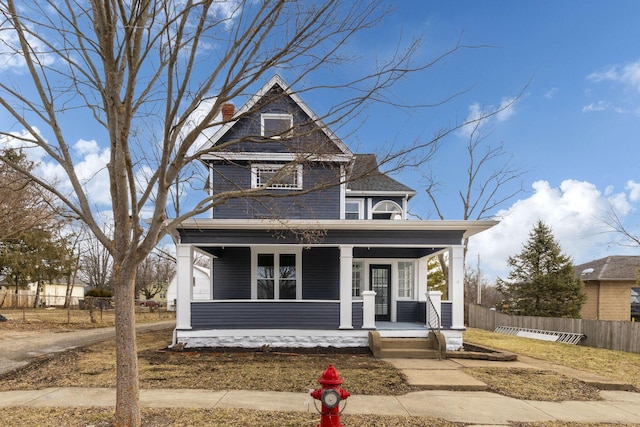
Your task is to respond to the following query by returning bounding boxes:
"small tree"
[497,220,585,318]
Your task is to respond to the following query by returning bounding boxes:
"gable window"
[345,199,364,219]
[254,249,301,299]
[261,113,292,139]
[397,261,414,298]
[252,164,303,190]
[372,200,402,220]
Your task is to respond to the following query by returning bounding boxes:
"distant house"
[169,75,498,351]
[166,264,211,311]
[576,256,640,321]
[26,281,85,307]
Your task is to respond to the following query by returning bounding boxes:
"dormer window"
[252,164,303,190]
[372,200,403,220]
[261,113,292,139]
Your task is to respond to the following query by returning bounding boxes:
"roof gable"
[201,75,352,158]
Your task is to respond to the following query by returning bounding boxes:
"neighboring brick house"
[576,256,640,321]
[169,75,498,350]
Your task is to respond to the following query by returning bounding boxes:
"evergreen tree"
[497,220,586,317]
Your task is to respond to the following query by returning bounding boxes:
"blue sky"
[332,1,640,280]
[1,1,638,282]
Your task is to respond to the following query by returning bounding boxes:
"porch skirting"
[175,329,369,349]
[174,328,464,351]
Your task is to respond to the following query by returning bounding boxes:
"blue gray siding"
[181,228,463,247]
[441,301,452,328]
[191,301,340,329]
[397,301,421,323]
[302,247,339,299]
[211,162,341,220]
[352,301,363,328]
[212,247,251,299]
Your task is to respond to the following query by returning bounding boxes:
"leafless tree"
[424,109,526,281]
[0,1,492,424]
[601,204,640,247]
[135,252,175,301]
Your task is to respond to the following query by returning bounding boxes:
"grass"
[0,307,175,330]
[2,317,640,426]
[463,328,640,390]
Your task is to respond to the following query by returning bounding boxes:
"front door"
[371,264,391,321]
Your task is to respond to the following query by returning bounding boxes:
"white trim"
[346,189,417,198]
[175,218,499,239]
[251,163,303,190]
[260,113,292,138]
[201,152,353,163]
[251,246,303,300]
[339,165,346,219]
[339,245,353,329]
[345,198,365,220]
[372,200,403,220]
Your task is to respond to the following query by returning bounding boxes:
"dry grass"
[0,328,417,395]
[0,307,175,330]
[0,407,463,427]
[464,328,640,390]
[464,368,601,401]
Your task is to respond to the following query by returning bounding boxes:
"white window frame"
[397,261,415,299]
[372,200,403,220]
[352,260,364,298]
[345,199,364,220]
[261,113,293,139]
[251,164,303,190]
[251,247,302,300]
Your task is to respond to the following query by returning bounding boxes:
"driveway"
[0,320,174,376]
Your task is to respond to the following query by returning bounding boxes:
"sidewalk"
[1,357,639,425]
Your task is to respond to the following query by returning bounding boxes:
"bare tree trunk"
[113,263,140,427]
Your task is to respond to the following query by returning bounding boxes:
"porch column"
[361,291,376,329]
[176,244,193,330]
[339,245,353,329]
[417,256,428,302]
[448,245,465,329]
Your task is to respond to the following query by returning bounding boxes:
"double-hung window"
[254,249,301,299]
[252,164,303,190]
[345,199,364,219]
[261,113,292,139]
[397,261,414,298]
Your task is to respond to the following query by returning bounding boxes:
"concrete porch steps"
[369,331,446,359]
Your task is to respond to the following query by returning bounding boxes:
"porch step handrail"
[425,291,442,360]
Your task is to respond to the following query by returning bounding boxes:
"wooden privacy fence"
[468,304,640,354]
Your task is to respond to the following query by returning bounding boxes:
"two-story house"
[170,75,497,352]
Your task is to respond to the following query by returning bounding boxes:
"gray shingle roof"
[575,256,640,281]
[346,154,415,195]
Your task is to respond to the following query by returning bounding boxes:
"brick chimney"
[221,103,235,121]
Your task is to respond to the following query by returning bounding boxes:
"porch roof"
[172,218,498,247]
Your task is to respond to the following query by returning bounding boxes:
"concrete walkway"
[1,386,639,425]
[1,355,639,425]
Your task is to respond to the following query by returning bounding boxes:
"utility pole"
[476,254,482,305]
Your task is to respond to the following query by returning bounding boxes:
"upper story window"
[261,113,293,139]
[345,199,364,219]
[372,200,403,220]
[252,164,303,190]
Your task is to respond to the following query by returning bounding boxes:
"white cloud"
[627,180,640,202]
[588,59,640,93]
[582,101,610,112]
[467,179,638,282]
[459,96,518,137]
[0,20,55,73]
[544,88,557,99]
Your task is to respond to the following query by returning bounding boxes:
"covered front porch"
[171,219,497,350]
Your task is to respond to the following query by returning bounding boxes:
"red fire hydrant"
[310,364,350,427]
